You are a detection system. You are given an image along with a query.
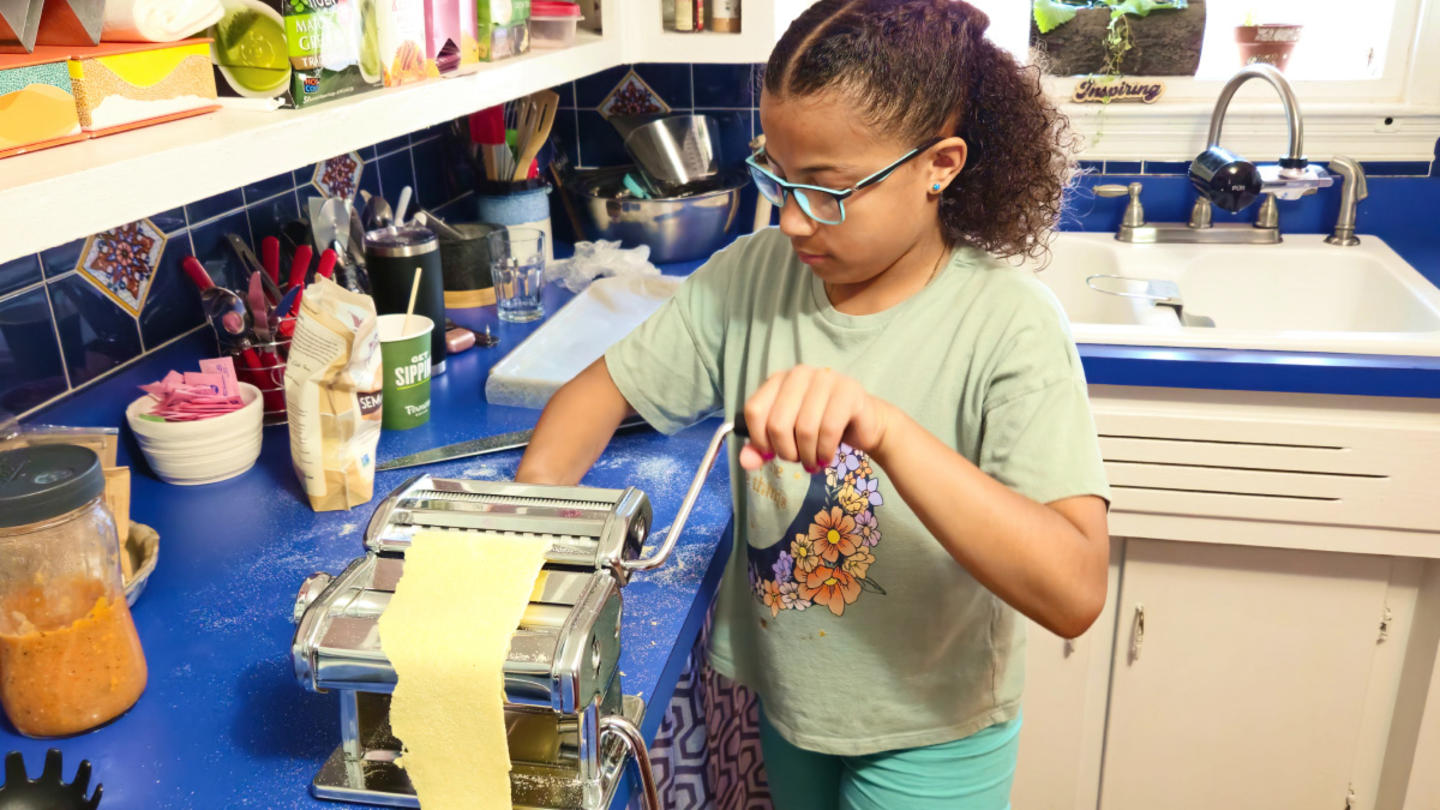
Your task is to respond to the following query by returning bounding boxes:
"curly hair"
[765,0,1075,262]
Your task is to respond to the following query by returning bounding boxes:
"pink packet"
[198,357,240,398]
[184,372,224,393]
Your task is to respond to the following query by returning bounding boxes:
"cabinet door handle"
[1130,603,1145,662]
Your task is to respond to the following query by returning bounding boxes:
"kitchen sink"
[1033,233,1440,356]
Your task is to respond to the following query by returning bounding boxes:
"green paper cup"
[378,314,434,430]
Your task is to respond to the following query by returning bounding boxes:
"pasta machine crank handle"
[621,416,747,572]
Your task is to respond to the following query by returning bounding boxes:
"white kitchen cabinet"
[1099,539,1399,810]
[1013,543,1122,810]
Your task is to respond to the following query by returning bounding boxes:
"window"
[978,0,1405,81]
[1191,0,1400,81]
[963,0,1440,161]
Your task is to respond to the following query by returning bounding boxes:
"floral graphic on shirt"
[748,443,886,618]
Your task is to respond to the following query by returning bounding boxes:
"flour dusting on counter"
[459,459,513,479]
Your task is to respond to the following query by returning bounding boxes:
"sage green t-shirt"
[604,228,1110,756]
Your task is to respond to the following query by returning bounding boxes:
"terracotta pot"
[1235,24,1303,72]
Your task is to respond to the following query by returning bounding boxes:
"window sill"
[1057,99,1440,164]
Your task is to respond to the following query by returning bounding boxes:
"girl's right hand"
[737,365,891,474]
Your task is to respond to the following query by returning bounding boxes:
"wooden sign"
[1072,77,1167,104]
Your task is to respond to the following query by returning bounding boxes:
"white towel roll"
[101,0,223,42]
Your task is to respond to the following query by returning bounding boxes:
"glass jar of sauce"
[0,444,147,737]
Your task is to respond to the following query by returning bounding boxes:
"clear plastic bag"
[543,240,660,293]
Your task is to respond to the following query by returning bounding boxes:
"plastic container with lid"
[0,444,148,737]
[530,1,583,48]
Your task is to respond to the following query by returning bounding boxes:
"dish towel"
[101,0,222,42]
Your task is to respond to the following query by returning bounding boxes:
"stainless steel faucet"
[1324,156,1368,246]
[1099,63,1334,245]
[1097,180,1284,244]
[1191,63,1333,210]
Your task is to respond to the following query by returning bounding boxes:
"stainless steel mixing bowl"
[567,168,745,264]
[621,114,719,195]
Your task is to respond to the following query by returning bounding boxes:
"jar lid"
[532,1,582,17]
[0,444,104,528]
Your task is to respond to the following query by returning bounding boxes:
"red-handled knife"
[287,245,313,291]
[316,249,337,280]
[262,237,281,286]
[182,256,216,291]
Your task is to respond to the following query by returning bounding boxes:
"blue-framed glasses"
[745,137,944,225]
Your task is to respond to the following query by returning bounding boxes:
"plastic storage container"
[0,444,148,737]
[530,1,582,48]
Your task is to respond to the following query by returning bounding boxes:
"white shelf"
[624,0,811,64]
[632,31,773,64]
[0,32,623,265]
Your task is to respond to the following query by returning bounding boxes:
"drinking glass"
[487,228,546,323]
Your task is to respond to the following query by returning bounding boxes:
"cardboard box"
[457,0,478,65]
[67,40,218,134]
[207,0,379,108]
[0,48,83,157]
[378,0,432,85]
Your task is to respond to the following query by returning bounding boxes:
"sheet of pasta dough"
[378,530,548,810]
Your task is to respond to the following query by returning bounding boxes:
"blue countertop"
[0,275,733,809]
[4,234,1438,807]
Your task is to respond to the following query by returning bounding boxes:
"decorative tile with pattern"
[311,151,365,199]
[600,69,672,118]
[77,219,167,316]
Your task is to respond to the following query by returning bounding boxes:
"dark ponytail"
[765,0,1075,262]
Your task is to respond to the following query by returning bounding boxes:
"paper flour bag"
[284,276,384,511]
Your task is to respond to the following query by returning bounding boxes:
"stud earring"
[932,183,942,192]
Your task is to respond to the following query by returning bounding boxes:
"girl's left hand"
[738,365,892,473]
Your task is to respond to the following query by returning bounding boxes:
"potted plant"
[1031,0,1206,77]
[1234,9,1303,72]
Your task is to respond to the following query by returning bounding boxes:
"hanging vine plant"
[1031,0,1206,78]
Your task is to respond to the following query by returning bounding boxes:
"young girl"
[517,1,1110,806]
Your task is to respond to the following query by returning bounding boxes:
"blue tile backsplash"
[0,289,67,413]
[48,272,143,388]
[0,130,470,418]
[2,60,1438,420]
[562,63,758,169]
[0,254,41,299]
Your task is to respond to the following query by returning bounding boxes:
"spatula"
[512,90,559,182]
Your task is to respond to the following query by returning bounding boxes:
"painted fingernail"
[804,464,818,474]
[762,452,776,461]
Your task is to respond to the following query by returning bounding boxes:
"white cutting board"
[484,274,683,409]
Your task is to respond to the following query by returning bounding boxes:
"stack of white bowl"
[125,382,264,486]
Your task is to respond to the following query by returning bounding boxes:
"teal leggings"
[758,709,1022,810]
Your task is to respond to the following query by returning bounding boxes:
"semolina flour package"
[283,276,384,511]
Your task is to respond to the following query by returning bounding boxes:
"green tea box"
[207,0,380,107]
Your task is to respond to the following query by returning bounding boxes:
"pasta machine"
[290,420,739,810]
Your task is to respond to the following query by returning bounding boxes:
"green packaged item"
[477,0,530,61]
[208,0,380,108]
